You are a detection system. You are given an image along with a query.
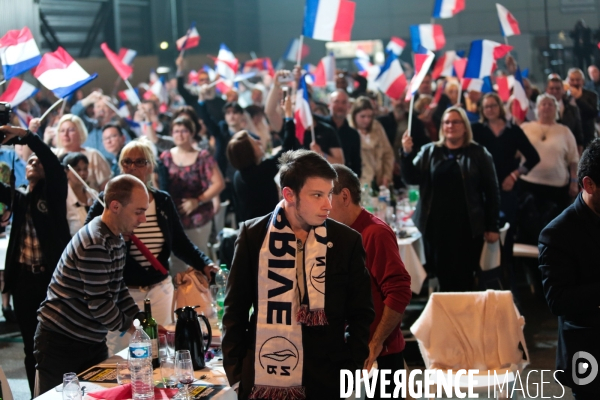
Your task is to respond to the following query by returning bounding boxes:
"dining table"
[397,226,427,295]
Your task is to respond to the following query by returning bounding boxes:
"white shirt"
[66,184,98,236]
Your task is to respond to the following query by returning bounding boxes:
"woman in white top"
[53,114,112,191]
[61,152,98,236]
[349,96,394,188]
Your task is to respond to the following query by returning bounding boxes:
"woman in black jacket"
[401,107,501,292]
[85,139,216,355]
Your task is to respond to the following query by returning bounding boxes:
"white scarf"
[250,201,328,399]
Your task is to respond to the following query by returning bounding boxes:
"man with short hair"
[0,123,71,396]
[34,175,147,394]
[567,68,599,148]
[585,65,600,95]
[101,123,126,176]
[222,149,373,399]
[539,138,600,398]
[329,164,412,399]
[546,77,584,150]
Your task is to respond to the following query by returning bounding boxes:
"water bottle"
[129,319,155,400]
[360,184,375,213]
[215,264,229,326]
[377,186,390,221]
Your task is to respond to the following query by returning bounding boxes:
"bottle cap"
[133,319,140,328]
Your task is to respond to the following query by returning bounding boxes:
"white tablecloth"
[397,227,427,294]
[0,235,8,271]
[35,348,236,400]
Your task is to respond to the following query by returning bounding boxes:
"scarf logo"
[37,199,48,213]
[309,257,326,295]
[258,336,300,377]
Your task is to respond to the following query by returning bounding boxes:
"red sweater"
[351,209,412,356]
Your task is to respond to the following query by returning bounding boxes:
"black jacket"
[377,111,431,155]
[401,142,500,237]
[539,194,600,393]
[85,189,213,286]
[221,214,374,400]
[558,97,584,146]
[1,132,71,294]
[313,115,361,177]
[572,89,598,147]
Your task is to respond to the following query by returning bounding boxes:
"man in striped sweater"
[33,175,149,394]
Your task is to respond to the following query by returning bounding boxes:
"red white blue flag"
[496,4,521,37]
[0,78,38,107]
[375,53,407,100]
[432,0,465,19]
[313,53,336,88]
[33,47,97,98]
[386,37,406,56]
[410,24,445,52]
[294,74,313,142]
[177,22,201,51]
[302,0,355,41]
[0,27,41,80]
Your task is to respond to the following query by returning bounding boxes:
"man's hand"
[309,141,323,155]
[81,91,104,108]
[401,130,413,154]
[570,86,583,100]
[29,118,41,133]
[176,55,184,71]
[501,175,515,192]
[0,125,28,145]
[363,341,383,371]
[179,198,200,216]
[484,231,500,243]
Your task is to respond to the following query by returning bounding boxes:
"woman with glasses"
[53,114,112,191]
[85,140,216,355]
[401,107,501,292]
[471,93,540,290]
[159,116,225,275]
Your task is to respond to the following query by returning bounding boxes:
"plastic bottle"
[377,186,390,221]
[215,264,229,327]
[361,184,375,213]
[142,299,159,369]
[129,319,155,400]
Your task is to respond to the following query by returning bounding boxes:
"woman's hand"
[203,264,219,280]
[501,175,515,192]
[484,231,500,243]
[401,130,413,154]
[283,92,293,119]
[179,198,200,216]
[569,181,580,198]
[29,118,41,133]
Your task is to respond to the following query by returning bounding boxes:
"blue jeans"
[34,324,108,395]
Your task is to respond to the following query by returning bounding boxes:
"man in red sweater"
[330,164,412,398]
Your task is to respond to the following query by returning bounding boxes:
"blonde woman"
[349,96,394,188]
[53,114,112,191]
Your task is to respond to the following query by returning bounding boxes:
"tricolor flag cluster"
[302,0,356,41]
[407,46,436,99]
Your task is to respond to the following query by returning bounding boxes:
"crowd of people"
[1,48,600,398]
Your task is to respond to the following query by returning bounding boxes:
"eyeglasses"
[121,158,150,168]
[443,120,464,126]
[483,104,499,110]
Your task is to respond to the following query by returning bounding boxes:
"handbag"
[172,267,215,323]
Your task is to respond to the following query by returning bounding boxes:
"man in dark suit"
[568,68,598,148]
[222,150,373,399]
[539,138,600,398]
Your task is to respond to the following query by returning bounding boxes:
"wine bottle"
[142,298,159,369]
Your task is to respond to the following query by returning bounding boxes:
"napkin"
[87,383,179,400]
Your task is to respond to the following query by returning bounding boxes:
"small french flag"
[432,51,458,80]
[410,24,446,52]
[177,22,201,51]
[386,37,406,56]
[0,27,41,81]
[118,48,137,66]
[432,0,465,19]
[407,46,436,98]
[100,42,133,80]
[464,39,512,79]
[302,0,356,42]
[213,43,238,82]
[512,66,529,120]
[32,47,97,99]
[294,74,313,143]
[0,78,38,107]
[118,88,140,106]
[462,77,493,93]
[496,4,521,37]
[283,38,310,62]
[313,53,336,88]
[375,53,407,100]
[203,65,217,82]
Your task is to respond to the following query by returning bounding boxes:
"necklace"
[539,123,552,141]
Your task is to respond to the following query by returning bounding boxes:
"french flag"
[213,43,238,81]
[313,53,336,88]
[283,38,310,62]
[464,39,513,79]
[203,65,217,82]
[176,22,201,51]
[302,0,356,42]
[118,48,137,66]
[407,46,436,98]
[432,50,458,80]
[0,78,38,107]
[386,37,406,56]
[100,42,133,80]
[119,88,140,106]
[496,4,521,37]
[294,74,313,143]
[462,77,493,93]
[432,0,465,19]
[410,24,446,52]
[375,53,407,100]
[32,47,97,99]
[0,27,41,80]
[512,66,529,121]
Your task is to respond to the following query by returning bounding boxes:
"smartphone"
[278,74,295,85]
[282,87,289,102]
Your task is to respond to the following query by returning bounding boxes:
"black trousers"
[12,268,51,396]
[371,351,405,400]
[34,325,108,395]
[572,389,600,399]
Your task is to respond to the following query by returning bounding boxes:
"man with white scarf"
[222,149,374,399]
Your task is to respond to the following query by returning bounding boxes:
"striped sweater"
[37,216,139,343]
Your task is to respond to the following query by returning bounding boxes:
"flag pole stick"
[310,124,316,144]
[0,80,5,87]
[59,98,67,116]
[67,165,105,207]
[407,94,415,137]
[296,35,304,67]
[205,78,223,89]
[102,99,121,115]
[124,78,141,104]
[39,98,64,123]
[456,80,463,106]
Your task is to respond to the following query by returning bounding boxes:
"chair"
[0,365,14,400]
[513,243,539,294]
[410,290,529,399]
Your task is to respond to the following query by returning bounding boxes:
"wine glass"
[175,349,191,363]
[62,373,82,400]
[175,358,195,400]
[160,357,177,388]
[158,334,168,359]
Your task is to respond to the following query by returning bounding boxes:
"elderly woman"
[518,94,580,243]
[349,96,394,188]
[401,107,501,292]
[53,114,112,191]
[86,140,216,354]
[160,116,225,274]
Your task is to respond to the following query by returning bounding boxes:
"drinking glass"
[175,349,191,363]
[116,362,131,385]
[175,358,195,400]
[158,334,168,359]
[160,357,177,388]
[166,331,176,357]
[62,373,82,400]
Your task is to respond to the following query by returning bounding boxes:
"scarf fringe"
[296,305,328,326]
[248,385,306,400]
